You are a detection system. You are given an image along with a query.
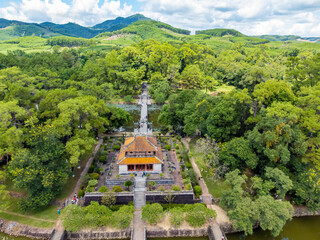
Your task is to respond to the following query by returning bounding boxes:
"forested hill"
[92,13,152,31]
[196,28,245,37]
[0,14,154,40]
[39,22,102,39]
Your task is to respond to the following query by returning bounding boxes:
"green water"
[112,103,163,131]
[0,233,30,240]
[227,216,320,240]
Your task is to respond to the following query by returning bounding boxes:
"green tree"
[101,192,117,207]
[185,203,216,227]
[61,204,85,232]
[256,195,293,237]
[265,167,293,199]
[8,125,69,210]
[169,207,184,228]
[142,203,164,225]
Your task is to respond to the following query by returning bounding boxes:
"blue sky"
[0,0,320,36]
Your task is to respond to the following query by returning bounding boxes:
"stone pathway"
[132,210,145,240]
[134,175,146,209]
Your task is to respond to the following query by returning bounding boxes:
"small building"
[117,136,163,174]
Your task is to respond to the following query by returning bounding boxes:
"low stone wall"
[0,218,53,239]
[146,226,208,238]
[68,229,131,240]
[146,191,200,204]
[293,205,320,217]
[84,192,134,206]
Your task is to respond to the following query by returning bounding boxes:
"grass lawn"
[0,197,58,228]
[0,212,55,228]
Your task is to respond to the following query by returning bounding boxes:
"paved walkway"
[134,175,146,209]
[132,210,145,240]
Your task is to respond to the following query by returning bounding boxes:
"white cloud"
[1,0,320,36]
[0,0,133,26]
[140,0,320,36]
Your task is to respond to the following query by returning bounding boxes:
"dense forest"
[0,33,319,236]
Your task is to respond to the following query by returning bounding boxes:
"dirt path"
[1,210,56,223]
[181,138,210,195]
[182,138,231,224]
[68,138,104,201]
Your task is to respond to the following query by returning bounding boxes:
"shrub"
[112,205,135,229]
[159,172,164,178]
[116,174,120,179]
[99,167,104,172]
[99,186,108,193]
[123,95,133,102]
[158,186,165,191]
[86,186,94,192]
[113,145,120,151]
[82,174,91,186]
[181,171,187,179]
[172,185,181,191]
[183,178,191,184]
[78,189,85,197]
[113,186,122,192]
[103,136,109,142]
[181,165,185,171]
[90,173,100,180]
[193,185,202,198]
[161,203,185,211]
[101,192,116,207]
[185,183,192,190]
[177,135,181,141]
[130,173,134,178]
[124,180,133,190]
[175,144,179,150]
[185,203,216,227]
[88,165,95,173]
[142,203,164,225]
[165,144,171,151]
[147,181,156,190]
[170,208,184,228]
[88,179,98,187]
[187,169,198,185]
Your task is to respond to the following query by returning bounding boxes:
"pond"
[111,103,163,131]
[227,216,320,240]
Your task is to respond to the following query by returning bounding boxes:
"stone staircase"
[134,176,146,209]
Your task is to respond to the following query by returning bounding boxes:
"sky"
[0,0,320,36]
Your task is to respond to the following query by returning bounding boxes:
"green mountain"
[39,22,102,39]
[256,35,300,42]
[96,20,190,41]
[195,28,245,37]
[0,19,61,41]
[92,13,152,31]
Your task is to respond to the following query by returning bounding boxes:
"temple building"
[117,136,163,174]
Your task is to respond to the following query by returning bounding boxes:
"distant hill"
[40,22,102,38]
[195,28,245,37]
[255,35,300,42]
[0,19,61,41]
[92,14,151,31]
[96,20,190,41]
